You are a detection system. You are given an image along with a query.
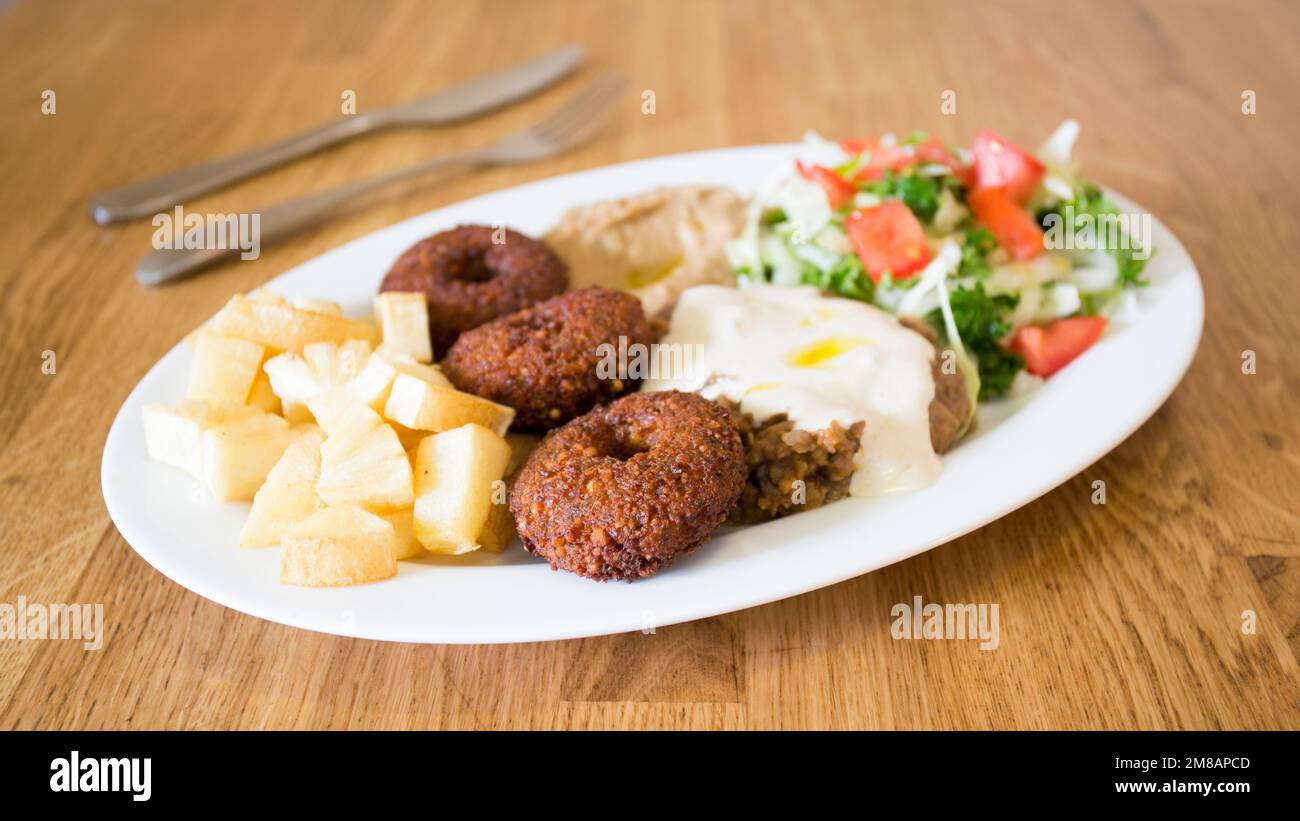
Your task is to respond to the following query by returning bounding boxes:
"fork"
[136,73,626,286]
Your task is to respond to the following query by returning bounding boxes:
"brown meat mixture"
[719,399,865,524]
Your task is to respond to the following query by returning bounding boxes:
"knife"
[88,43,585,225]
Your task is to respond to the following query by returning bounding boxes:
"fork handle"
[90,114,389,225]
[135,150,484,286]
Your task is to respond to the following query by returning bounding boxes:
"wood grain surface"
[1,0,1297,730]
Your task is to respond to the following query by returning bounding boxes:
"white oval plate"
[102,144,1203,644]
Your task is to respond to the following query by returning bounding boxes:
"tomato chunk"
[796,161,855,210]
[846,200,933,283]
[966,187,1044,260]
[971,129,1045,204]
[1010,316,1108,378]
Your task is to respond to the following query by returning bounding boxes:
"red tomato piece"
[966,187,1045,260]
[845,200,933,283]
[1010,316,1108,378]
[971,129,1046,203]
[796,161,856,210]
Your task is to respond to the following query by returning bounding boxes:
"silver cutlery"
[135,73,625,286]
[90,44,585,225]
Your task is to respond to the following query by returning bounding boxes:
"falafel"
[379,224,567,356]
[442,287,655,431]
[509,390,746,581]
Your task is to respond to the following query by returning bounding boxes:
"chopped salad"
[728,121,1152,403]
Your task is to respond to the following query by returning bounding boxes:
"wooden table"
[2,0,1297,730]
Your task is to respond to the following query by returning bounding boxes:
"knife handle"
[89,113,387,225]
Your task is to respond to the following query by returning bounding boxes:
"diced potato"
[384,374,514,436]
[280,505,398,587]
[380,509,426,560]
[263,339,371,422]
[291,295,343,316]
[302,355,393,435]
[245,370,283,415]
[201,413,298,502]
[210,293,378,352]
[185,291,281,349]
[249,288,286,305]
[374,292,432,363]
[343,354,401,411]
[390,420,428,453]
[238,427,327,548]
[413,423,512,555]
[316,404,413,513]
[141,400,260,478]
[375,345,452,385]
[303,339,371,382]
[477,500,517,553]
[186,332,266,404]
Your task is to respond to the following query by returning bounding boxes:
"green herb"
[1075,184,1150,287]
[1039,183,1151,288]
[864,170,941,222]
[927,282,1024,401]
[762,208,788,226]
[801,253,873,302]
[957,226,997,280]
[903,130,930,145]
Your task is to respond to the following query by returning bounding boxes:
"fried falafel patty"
[442,287,655,431]
[379,224,567,355]
[510,390,746,581]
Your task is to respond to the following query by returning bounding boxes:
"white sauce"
[641,284,942,497]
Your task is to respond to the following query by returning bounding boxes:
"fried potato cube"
[141,400,261,479]
[185,332,267,405]
[201,412,298,502]
[245,370,283,415]
[291,295,343,316]
[249,288,286,305]
[476,499,517,553]
[211,293,378,352]
[376,346,452,387]
[263,339,371,423]
[384,374,514,436]
[413,423,512,555]
[380,509,426,560]
[374,292,433,363]
[280,505,398,587]
[307,347,454,430]
[316,404,413,513]
[238,426,327,548]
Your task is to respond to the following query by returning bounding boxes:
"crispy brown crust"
[509,390,745,581]
[442,287,655,431]
[720,400,864,524]
[379,225,567,356]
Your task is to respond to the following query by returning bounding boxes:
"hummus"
[543,186,745,317]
